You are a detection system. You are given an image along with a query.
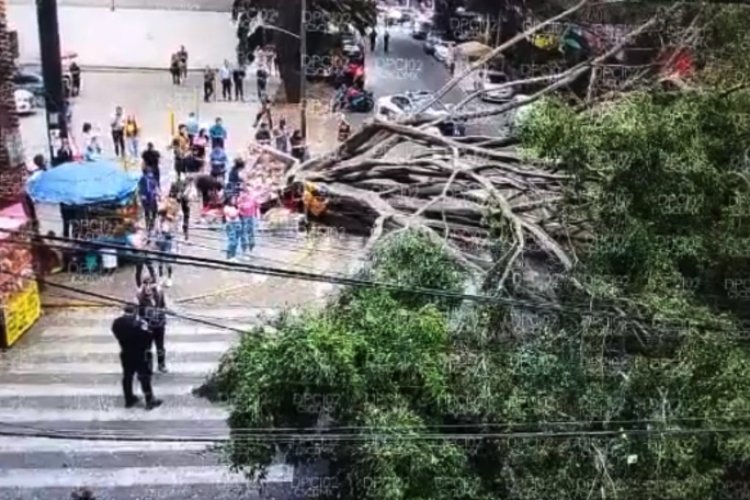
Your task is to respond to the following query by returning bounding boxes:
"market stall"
[26,160,140,273]
[0,202,40,348]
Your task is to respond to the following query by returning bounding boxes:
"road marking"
[0,407,227,422]
[0,437,212,453]
[0,384,199,397]
[25,341,233,354]
[0,465,293,487]
[4,362,218,375]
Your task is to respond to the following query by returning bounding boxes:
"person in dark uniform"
[383,30,390,53]
[137,278,169,373]
[69,62,81,96]
[111,304,162,409]
[369,28,377,52]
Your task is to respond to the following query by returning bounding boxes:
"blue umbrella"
[26,160,140,205]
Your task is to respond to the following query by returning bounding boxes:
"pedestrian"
[203,66,215,102]
[139,166,160,233]
[82,123,102,160]
[384,30,390,53]
[126,224,157,288]
[233,63,246,101]
[338,113,351,142]
[55,138,73,165]
[369,27,377,52]
[171,125,190,181]
[196,173,223,212]
[124,115,140,159]
[137,277,169,373]
[170,54,181,85]
[273,117,289,153]
[169,179,191,241]
[226,156,245,198]
[209,144,228,184]
[290,129,307,162]
[154,208,175,287]
[253,94,273,129]
[255,122,272,146]
[209,117,227,149]
[141,142,161,186]
[256,62,268,101]
[192,128,209,162]
[223,195,242,262]
[237,184,259,259]
[219,60,232,100]
[177,45,188,82]
[69,61,81,96]
[111,303,162,409]
[110,106,125,158]
[186,112,199,144]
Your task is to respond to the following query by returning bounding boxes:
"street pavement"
[0,307,293,500]
[353,23,508,136]
[8,4,237,68]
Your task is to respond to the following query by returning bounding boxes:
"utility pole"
[36,0,67,164]
[299,0,307,139]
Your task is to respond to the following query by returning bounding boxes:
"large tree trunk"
[275,0,302,103]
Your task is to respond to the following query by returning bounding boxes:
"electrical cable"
[3,230,737,335]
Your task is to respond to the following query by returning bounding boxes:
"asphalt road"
[8,0,233,11]
[357,23,507,136]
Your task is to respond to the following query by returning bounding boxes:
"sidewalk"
[8,4,237,69]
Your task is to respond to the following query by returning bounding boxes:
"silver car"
[473,69,514,103]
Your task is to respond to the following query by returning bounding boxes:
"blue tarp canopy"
[26,160,139,205]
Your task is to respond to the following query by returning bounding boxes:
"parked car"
[423,32,443,55]
[14,89,35,116]
[13,70,45,106]
[375,91,466,137]
[434,41,456,65]
[411,19,432,39]
[473,69,514,103]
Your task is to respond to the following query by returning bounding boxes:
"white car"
[434,41,455,65]
[375,91,466,137]
[14,89,35,116]
[473,69,514,103]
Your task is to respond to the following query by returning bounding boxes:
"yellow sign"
[530,33,559,50]
[2,281,41,348]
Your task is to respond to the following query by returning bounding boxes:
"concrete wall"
[7,4,237,68]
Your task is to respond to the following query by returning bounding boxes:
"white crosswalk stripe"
[0,307,292,500]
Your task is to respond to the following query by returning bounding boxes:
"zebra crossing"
[0,307,293,500]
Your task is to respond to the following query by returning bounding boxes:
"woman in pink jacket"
[237,184,260,259]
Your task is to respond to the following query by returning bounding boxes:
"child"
[154,208,176,287]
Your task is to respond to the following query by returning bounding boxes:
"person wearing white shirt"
[110,106,125,157]
[219,61,232,101]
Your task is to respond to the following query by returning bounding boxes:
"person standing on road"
[220,60,232,101]
[172,124,190,181]
[69,61,81,96]
[223,195,242,262]
[369,27,377,52]
[141,142,161,186]
[111,304,162,409]
[237,184,259,259]
[137,277,169,373]
[384,30,390,53]
[186,112,199,144]
[210,144,228,184]
[170,54,181,85]
[290,129,308,162]
[233,63,246,101]
[124,115,140,159]
[153,208,175,288]
[127,224,157,289]
[273,117,290,153]
[253,94,273,129]
[226,157,245,198]
[169,179,191,241]
[177,45,188,83]
[139,165,160,233]
[256,62,268,102]
[203,66,215,102]
[338,114,351,142]
[110,106,125,158]
[209,117,227,149]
